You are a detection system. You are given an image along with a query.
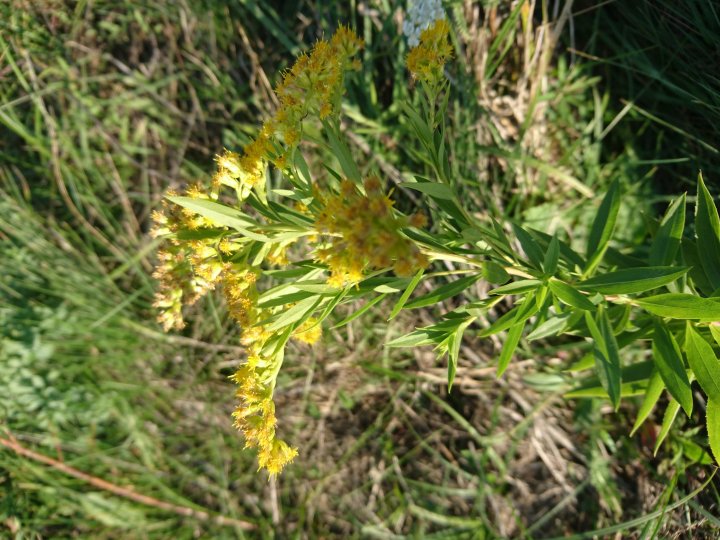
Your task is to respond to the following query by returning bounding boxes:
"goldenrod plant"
[152,10,720,475]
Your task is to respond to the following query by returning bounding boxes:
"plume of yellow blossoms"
[151,187,228,331]
[314,176,429,287]
[406,18,453,86]
[213,25,363,200]
[152,25,364,475]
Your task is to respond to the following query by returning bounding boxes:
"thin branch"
[0,430,255,531]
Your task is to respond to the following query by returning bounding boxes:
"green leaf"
[259,290,317,308]
[527,313,572,341]
[527,228,586,269]
[265,295,321,332]
[548,279,595,310]
[314,287,350,325]
[680,439,714,465]
[543,234,560,275]
[682,239,714,295]
[389,269,425,320]
[636,294,720,320]
[585,308,621,410]
[695,173,720,290]
[649,193,686,266]
[512,224,544,269]
[710,324,720,347]
[652,321,693,416]
[480,291,539,337]
[167,197,268,241]
[333,294,387,328]
[323,120,361,182]
[654,399,681,456]
[585,179,621,272]
[482,261,510,284]
[707,397,720,464]
[630,369,665,436]
[401,102,433,146]
[404,274,481,309]
[565,379,650,399]
[566,360,654,398]
[497,322,523,377]
[399,180,455,200]
[293,150,313,189]
[175,228,225,241]
[386,329,437,348]
[491,217,514,253]
[374,278,412,294]
[577,267,689,295]
[685,323,720,401]
[490,279,542,296]
[448,318,474,390]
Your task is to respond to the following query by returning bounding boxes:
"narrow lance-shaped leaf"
[167,197,268,241]
[630,369,665,436]
[636,294,720,320]
[711,324,720,348]
[490,279,542,295]
[695,173,720,290]
[682,239,714,296]
[497,321,523,378]
[513,223,545,269]
[405,274,482,309]
[707,397,720,464]
[585,308,622,410]
[527,313,572,341]
[323,120,361,182]
[548,279,595,311]
[448,318,474,390]
[652,320,693,416]
[649,193,686,266]
[527,228,586,269]
[585,179,621,274]
[577,267,689,295]
[543,234,560,276]
[685,323,720,401]
[334,293,387,328]
[565,360,654,399]
[388,269,425,320]
[479,290,539,338]
[265,295,321,332]
[482,260,510,284]
[654,399,681,456]
[400,180,456,201]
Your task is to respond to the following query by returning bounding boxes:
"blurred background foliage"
[0,0,719,537]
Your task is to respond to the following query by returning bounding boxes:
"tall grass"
[0,0,719,537]
[574,0,720,191]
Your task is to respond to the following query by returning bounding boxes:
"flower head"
[313,176,429,286]
[406,18,453,85]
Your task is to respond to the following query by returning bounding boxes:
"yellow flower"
[257,439,299,476]
[152,25,368,475]
[406,19,453,86]
[292,318,322,345]
[313,176,429,286]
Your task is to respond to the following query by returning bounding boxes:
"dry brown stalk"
[0,429,255,531]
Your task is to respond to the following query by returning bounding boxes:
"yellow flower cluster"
[212,26,363,201]
[223,266,300,475]
[151,189,227,330]
[406,18,453,86]
[152,25,363,475]
[274,26,363,139]
[292,317,322,345]
[213,144,270,200]
[314,176,429,287]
